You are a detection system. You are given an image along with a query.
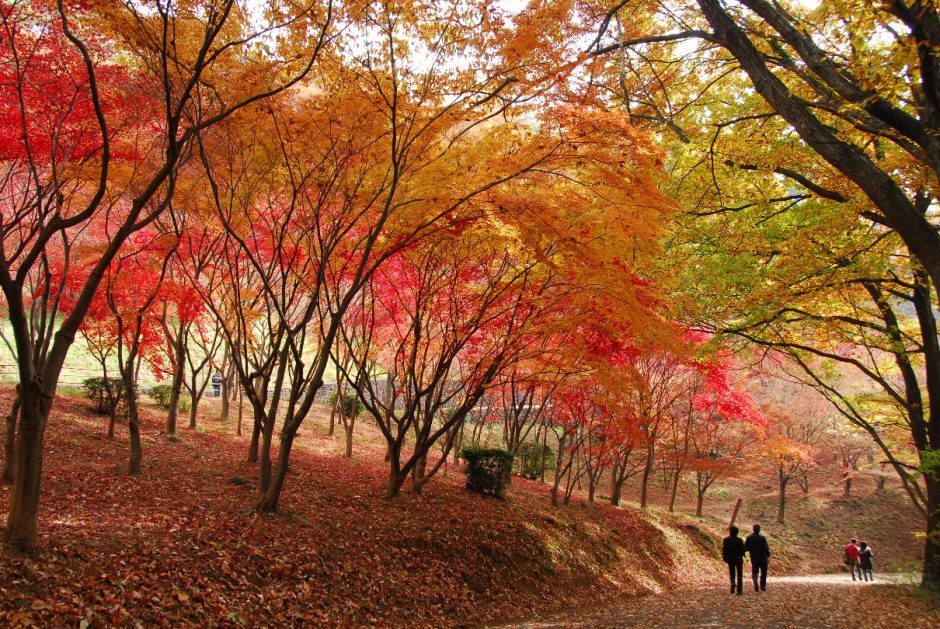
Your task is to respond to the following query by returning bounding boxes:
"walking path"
[497,574,937,628]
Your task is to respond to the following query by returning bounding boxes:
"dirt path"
[496,574,938,628]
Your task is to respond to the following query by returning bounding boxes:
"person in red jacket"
[843,538,861,580]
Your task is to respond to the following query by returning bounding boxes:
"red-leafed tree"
[687,358,765,517]
[0,0,333,553]
[337,234,569,498]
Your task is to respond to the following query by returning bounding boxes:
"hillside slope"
[0,389,722,627]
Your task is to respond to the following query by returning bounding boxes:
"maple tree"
[3,1,931,612]
[186,0,673,512]
[0,0,334,553]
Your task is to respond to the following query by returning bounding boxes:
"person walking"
[843,538,862,581]
[744,523,771,592]
[859,541,874,582]
[722,525,747,595]
[212,372,222,397]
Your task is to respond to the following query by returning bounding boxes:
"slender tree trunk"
[696,491,705,517]
[220,355,231,423]
[248,412,261,463]
[344,416,355,459]
[385,443,404,498]
[539,427,548,483]
[188,372,199,429]
[550,435,569,507]
[127,383,142,476]
[924,475,940,588]
[844,477,852,497]
[3,394,21,484]
[668,467,682,513]
[640,447,654,509]
[453,422,464,465]
[189,396,199,429]
[165,334,186,435]
[3,381,48,554]
[236,385,243,437]
[777,467,788,524]
[610,471,624,507]
[257,416,275,495]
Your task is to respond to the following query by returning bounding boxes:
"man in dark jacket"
[722,526,746,594]
[744,523,771,592]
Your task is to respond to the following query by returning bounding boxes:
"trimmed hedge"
[462,446,513,497]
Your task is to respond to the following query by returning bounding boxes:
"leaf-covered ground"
[0,389,722,627]
[500,575,940,628]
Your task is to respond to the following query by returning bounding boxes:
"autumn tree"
[0,0,333,553]
[688,359,764,516]
[190,0,671,512]
[756,384,830,523]
[581,0,940,586]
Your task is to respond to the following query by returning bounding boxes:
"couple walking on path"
[722,524,771,594]
[843,538,875,581]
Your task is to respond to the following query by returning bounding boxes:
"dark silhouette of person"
[744,523,771,592]
[859,541,874,582]
[722,525,746,594]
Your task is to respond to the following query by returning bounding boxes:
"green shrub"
[82,377,129,416]
[151,384,191,412]
[462,446,513,497]
[327,390,364,417]
[516,442,555,480]
[150,384,173,409]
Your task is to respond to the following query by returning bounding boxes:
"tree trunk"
[844,477,852,497]
[777,468,788,524]
[411,450,428,495]
[640,448,654,509]
[127,401,144,476]
[255,429,297,513]
[540,428,548,483]
[696,491,705,517]
[188,369,200,429]
[610,471,624,507]
[127,382,142,476]
[189,396,199,429]
[220,348,233,422]
[344,418,355,459]
[385,444,404,499]
[248,413,261,463]
[668,468,681,513]
[2,382,48,555]
[3,395,21,484]
[220,373,231,423]
[257,416,274,495]
[236,385,243,437]
[923,474,940,588]
[165,335,186,435]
